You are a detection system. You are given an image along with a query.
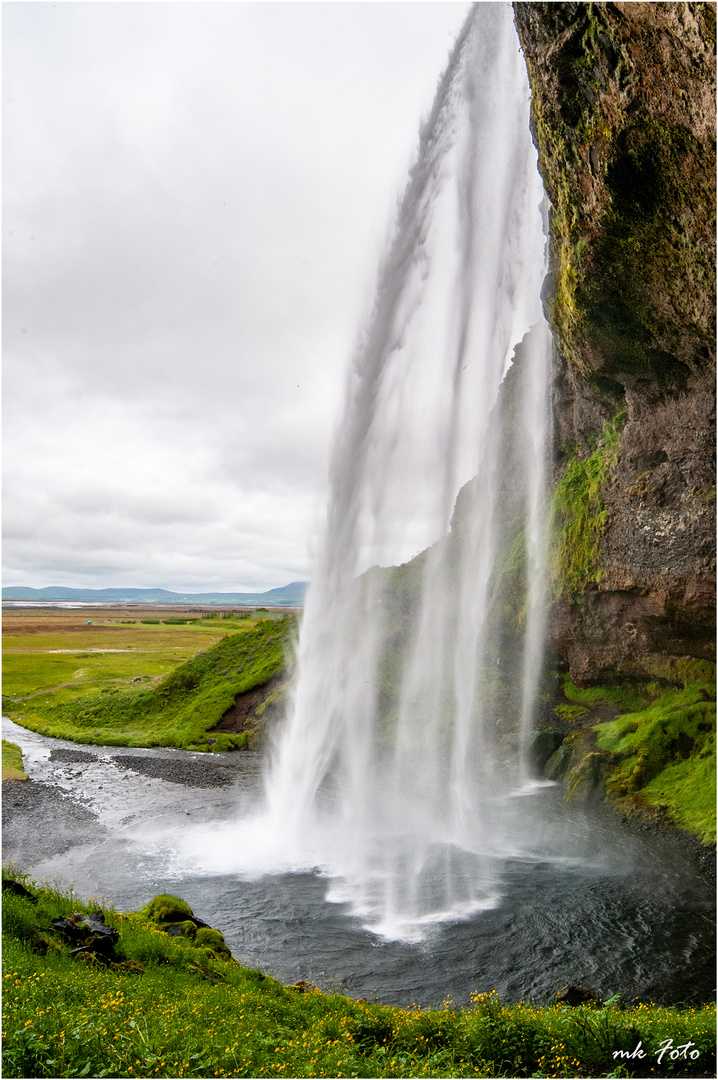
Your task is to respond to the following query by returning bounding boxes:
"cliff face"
[513,1,716,685]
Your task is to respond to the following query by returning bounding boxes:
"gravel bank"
[2,747,245,871]
[110,754,235,788]
[2,779,106,864]
[49,748,99,764]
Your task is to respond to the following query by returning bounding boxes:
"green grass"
[2,618,266,706]
[3,618,294,752]
[2,740,27,782]
[3,873,715,1079]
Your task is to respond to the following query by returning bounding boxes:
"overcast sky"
[3,1,473,593]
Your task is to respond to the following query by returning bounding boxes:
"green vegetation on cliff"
[3,872,715,1079]
[548,675,716,844]
[595,684,716,845]
[515,4,716,834]
[514,2,716,699]
[550,415,623,597]
[3,618,293,752]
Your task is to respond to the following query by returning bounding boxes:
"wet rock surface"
[2,745,248,870]
[54,910,120,952]
[2,878,38,902]
[555,984,602,1007]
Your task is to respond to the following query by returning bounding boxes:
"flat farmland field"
[3,607,268,706]
[2,606,295,749]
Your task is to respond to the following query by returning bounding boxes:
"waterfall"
[262,2,552,941]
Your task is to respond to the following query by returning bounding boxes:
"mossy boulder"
[545,739,574,783]
[195,927,231,959]
[143,894,194,925]
[547,729,608,804]
[529,730,565,771]
[565,750,607,805]
[209,732,248,753]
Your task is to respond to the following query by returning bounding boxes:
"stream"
[3,716,715,1009]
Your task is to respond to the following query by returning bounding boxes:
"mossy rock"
[554,704,589,724]
[545,740,573,782]
[565,751,607,805]
[638,656,717,689]
[531,730,565,771]
[210,732,248,753]
[143,894,194,924]
[548,729,608,803]
[549,415,623,598]
[194,927,230,955]
[194,927,224,945]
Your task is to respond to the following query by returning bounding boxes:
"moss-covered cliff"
[514,0,716,686]
[511,3,715,843]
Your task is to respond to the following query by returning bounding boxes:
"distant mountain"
[2,582,309,606]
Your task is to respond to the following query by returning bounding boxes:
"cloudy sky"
[3,1,472,593]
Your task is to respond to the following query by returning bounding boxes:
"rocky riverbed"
[2,716,264,875]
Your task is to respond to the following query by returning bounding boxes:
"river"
[3,716,714,1009]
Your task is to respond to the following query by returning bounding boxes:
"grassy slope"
[2,874,715,1080]
[3,617,294,751]
[556,677,716,844]
[2,740,28,782]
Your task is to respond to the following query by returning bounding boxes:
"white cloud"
[3,1,471,592]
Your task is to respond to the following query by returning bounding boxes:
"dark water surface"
[3,717,714,1008]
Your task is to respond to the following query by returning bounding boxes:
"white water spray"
[258,4,554,939]
[179,4,554,941]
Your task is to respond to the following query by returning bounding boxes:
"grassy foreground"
[2,872,715,1080]
[2,615,293,751]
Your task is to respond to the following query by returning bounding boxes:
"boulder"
[2,879,37,903]
[556,984,602,1007]
[144,893,211,930]
[54,910,120,961]
[194,927,232,958]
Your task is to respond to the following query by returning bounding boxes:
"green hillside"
[3,617,294,751]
